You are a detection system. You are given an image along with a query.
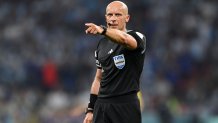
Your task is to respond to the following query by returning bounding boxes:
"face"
[105,2,130,31]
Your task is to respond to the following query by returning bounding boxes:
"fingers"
[85,27,97,34]
[83,116,92,123]
[83,117,88,123]
[85,23,99,35]
[83,119,91,123]
[83,113,93,123]
[86,27,97,34]
[85,23,94,27]
[83,119,89,123]
[85,27,92,34]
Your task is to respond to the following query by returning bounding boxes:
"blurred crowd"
[0,0,217,123]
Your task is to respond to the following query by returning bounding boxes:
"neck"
[121,25,127,32]
[121,29,127,32]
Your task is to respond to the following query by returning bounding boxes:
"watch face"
[100,25,107,35]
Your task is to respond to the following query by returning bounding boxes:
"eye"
[107,13,113,17]
[115,13,122,17]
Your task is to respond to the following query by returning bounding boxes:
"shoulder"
[127,30,146,41]
[127,30,146,53]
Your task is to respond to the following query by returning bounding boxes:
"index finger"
[85,23,94,27]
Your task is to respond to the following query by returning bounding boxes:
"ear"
[125,15,130,23]
[105,14,109,26]
[105,14,107,20]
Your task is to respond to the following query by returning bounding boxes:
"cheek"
[106,16,111,21]
[106,17,109,22]
[118,19,126,24]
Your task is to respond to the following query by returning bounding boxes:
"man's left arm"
[85,23,137,50]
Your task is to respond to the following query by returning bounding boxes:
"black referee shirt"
[95,30,146,98]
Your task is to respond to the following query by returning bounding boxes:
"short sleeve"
[128,31,146,54]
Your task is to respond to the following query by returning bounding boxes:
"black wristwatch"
[85,108,94,114]
[100,25,107,35]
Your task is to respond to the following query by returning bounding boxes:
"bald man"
[83,1,146,123]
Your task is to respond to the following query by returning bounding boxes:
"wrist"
[85,94,97,114]
[85,108,94,114]
[100,25,107,35]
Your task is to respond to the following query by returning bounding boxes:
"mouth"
[108,23,118,28]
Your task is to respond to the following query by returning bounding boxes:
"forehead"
[106,7,124,14]
[106,2,127,14]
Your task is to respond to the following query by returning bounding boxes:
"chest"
[98,40,123,59]
[97,40,128,69]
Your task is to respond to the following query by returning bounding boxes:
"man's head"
[105,1,130,31]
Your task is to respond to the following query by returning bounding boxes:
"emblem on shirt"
[113,54,125,69]
[108,49,113,54]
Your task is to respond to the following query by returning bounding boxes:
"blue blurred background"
[0,0,217,123]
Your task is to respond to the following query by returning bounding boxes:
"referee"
[83,1,146,123]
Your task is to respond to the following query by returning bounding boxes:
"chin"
[109,26,118,29]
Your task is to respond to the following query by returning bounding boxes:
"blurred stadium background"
[0,0,217,123]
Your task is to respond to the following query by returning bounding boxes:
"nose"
[110,15,117,21]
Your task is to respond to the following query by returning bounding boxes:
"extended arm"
[85,23,137,50]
